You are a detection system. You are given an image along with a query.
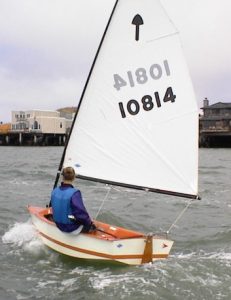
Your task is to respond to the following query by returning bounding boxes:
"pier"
[0,131,66,146]
[199,130,231,148]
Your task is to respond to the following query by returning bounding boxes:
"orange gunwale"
[28,206,146,240]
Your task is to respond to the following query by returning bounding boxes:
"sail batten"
[62,0,200,200]
[146,31,179,43]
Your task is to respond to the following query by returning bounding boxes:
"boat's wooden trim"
[39,231,168,260]
[141,235,153,264]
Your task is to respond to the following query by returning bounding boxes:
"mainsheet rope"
[166,199,193,235]
[94,185,112,220]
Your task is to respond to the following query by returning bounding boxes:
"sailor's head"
[62,166,75,182]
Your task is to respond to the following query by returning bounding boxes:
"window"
[212,109,220,115]
[60,122,63,128]
[34,121,38,129]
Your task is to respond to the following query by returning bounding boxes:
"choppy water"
[0,147,231,300]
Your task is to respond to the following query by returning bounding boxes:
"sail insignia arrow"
[132,14,144,41]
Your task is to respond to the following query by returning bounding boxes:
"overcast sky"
[0,0,230,122]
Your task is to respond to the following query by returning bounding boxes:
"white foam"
[2,220,37,246]
[61,278,77,287]
[205,252,231,261]
[90,271,142,292]
[2,219,48,256]
[9,179,34,186]
[173,252,197,259]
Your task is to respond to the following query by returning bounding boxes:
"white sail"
[63,0,199,198]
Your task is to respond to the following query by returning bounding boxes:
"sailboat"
[28,0,200,265]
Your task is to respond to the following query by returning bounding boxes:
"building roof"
[57,107,77,114]
[202,102,231,110]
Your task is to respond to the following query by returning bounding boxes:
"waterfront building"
[0,109,75,146]
[11,109,74,134]
[0,123,11,134]
[200,98,231,147]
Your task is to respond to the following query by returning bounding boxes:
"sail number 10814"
[118,87,176,118]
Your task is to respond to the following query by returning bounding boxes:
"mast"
[53,0,119,189]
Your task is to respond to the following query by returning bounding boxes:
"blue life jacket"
[51,187,77,224]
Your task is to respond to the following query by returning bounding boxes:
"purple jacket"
[53,183,92,233]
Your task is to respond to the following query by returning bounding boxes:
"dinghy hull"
[28,206,173,265]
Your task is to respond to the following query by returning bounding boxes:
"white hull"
[28,206,173,265]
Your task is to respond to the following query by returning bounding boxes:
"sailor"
[51,166,96,233]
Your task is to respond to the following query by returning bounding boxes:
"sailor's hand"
[90,222,97,231]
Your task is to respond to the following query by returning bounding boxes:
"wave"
[172,250,231,262]
[1,220,47,257]
[2,220,36,245]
